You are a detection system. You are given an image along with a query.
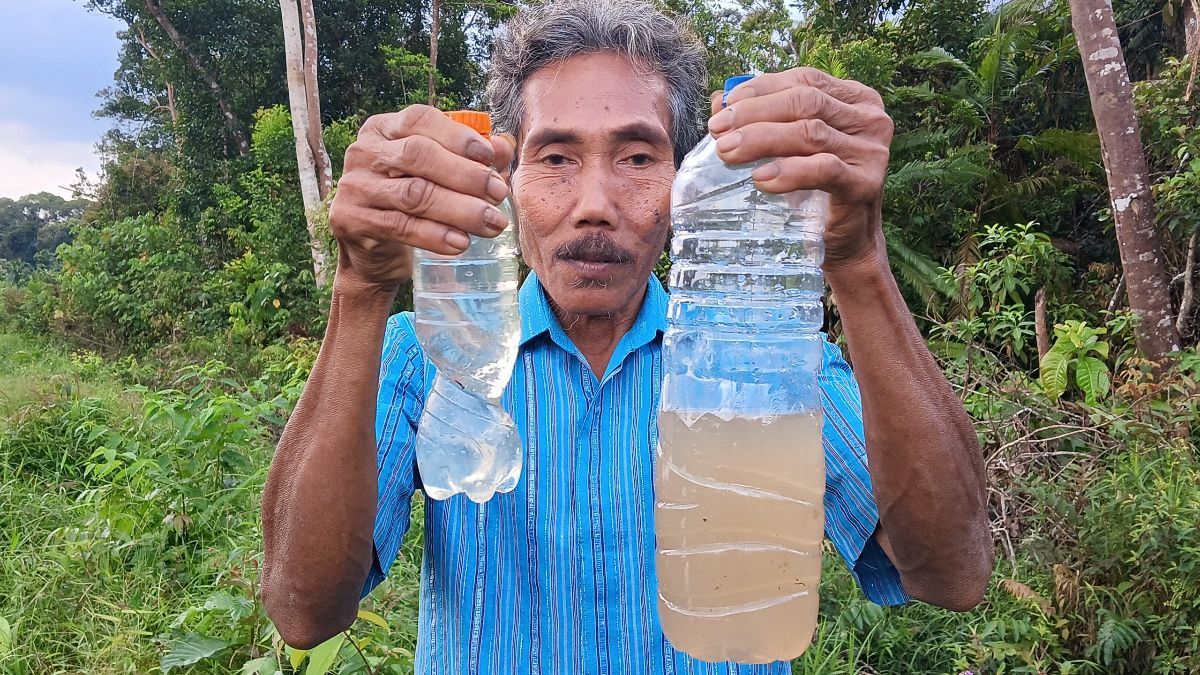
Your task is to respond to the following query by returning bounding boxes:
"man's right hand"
[328,105,517,294]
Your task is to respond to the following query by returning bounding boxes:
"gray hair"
[486,0,709,166]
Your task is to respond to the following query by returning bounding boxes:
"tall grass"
[2,330,1197,673]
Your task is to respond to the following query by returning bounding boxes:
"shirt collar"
[518,270,669,369]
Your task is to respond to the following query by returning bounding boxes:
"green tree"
[0,193,87,266]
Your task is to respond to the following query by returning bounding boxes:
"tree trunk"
[1068,0,1180,362]
[1186,0,1199,58]
[1177,232,1196,338]
[280,0,330,287]
[133,26,180,148]
[1035,287,1051,362]
[299,0,332,199]
[134,26,180,130]
[428,0,441,105]
[1185,0,1200,101]
[143,0,249,155]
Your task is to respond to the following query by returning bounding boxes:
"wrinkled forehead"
[517,52,673,149]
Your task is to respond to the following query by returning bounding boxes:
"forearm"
[261,273,398,647]
[826,237,992,611]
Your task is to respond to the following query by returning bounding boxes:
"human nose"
[568,163,619,229]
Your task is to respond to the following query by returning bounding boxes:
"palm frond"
[1016,128,1102,169]
[887,238,956,313]
[886,155,991,190]
[955,231,982,268]
[890,129,950,156]
[987,171,1075,210]
[910,47,979,87]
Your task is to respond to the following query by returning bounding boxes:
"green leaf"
[304,633,346,675]
[161,634,232,673]
[1039,347,1070,400]
[1076,356,1111,403]
[287,645,307,670]
[241,656,278,675]
[356,609,389,630]
[0,616,12,656]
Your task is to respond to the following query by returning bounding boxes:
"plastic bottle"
[655,75,829,663]
[411,110,522,503]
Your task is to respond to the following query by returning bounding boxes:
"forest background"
[1,0,1199,672]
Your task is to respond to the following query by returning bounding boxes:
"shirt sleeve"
[818,336,911,606]
[361,312,430,598]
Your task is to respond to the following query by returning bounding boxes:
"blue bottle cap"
[721,74,755,106]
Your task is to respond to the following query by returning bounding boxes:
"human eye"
[542,153,571,166]
[624,153,656,167]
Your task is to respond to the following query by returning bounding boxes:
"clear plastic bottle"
[412,110,522,503]
[655,75,829,663]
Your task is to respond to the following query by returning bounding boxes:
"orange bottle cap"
[445,110,491,137]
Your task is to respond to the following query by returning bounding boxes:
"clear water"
[656,133,829,661]
[412,199,522,503]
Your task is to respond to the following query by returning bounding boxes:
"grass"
[5,328,1193,674]
[0,331,427,674]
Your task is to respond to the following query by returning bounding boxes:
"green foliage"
[0,332,314,673]
[934,223,1073,365]
[0,192,86,270]
[56,213,206,348]
[1039,320,1112,403]
[1032,443,1200,674]
[3,0,1200,672]
[161,634,233,672]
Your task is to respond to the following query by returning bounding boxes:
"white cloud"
[0,120,100,199]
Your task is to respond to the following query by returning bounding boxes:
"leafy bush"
[0,334,312,673]
[57,213,207,348]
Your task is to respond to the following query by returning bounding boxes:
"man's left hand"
[707,68,894,271]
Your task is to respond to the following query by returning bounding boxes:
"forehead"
[519,51,672,144]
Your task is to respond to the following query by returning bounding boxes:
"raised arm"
[826,239,992,611]
[261,106,516,648]
[261,279,396,648]
[709,68,992,610]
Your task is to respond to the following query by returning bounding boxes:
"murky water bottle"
[655,75,830,663]
[411,110,522,503]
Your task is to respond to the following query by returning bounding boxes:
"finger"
[748,153,875,198]
[725,68,883,108]
[714,119,886,169]
[710,90,723,117]
[351,176,510,238]
[359,105,497,165]
[365,135,509,203]
[331,202,474,256]
[710,86,891,140]
[492,133,516,181]
[492,133,516,170]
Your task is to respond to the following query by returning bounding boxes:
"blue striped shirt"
[364,272,909,674]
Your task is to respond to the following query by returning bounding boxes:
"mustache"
[555,233,635,265]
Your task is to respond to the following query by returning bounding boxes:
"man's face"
[511,52,676,319]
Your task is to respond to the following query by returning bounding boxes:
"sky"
[0,0,124,200]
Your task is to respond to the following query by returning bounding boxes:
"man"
[262,0,993,672]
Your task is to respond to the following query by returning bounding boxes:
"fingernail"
[485,206,509,233]
[715,130,742,153]
[752,162,780,181]
[730,84,755,102]
[446,230,470,250]
[466,141,492,164]
[709,109,734,133]
[487,174,508,203]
